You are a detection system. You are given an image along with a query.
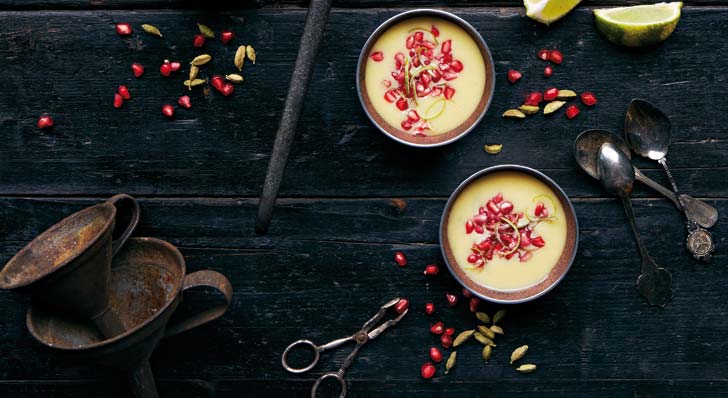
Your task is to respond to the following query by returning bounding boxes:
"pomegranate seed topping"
[117,85,131,100]
[421,362,436,379]
[507,69,522,84]
[161,104,174,118]
[445,292,458,307]
[549,50,564,64]
[532,236,546,247]
[211,75,225,91]
[445,327,455,336]
[450,60,464,73]
[544,87,559,101]
[221,83,235,96]
[425,303,435,315]
[159,62,172,77]
[115,22,133,36]
[581,91,597,106]
[37,115,54,129]
[396,98,408,111]
[465,219,474,234]
[169,61,181,72]
[113,93,124,108]
[429,347,443,363]
[401,120,412,130]
[406,35,415,49]
[220,30,234,44]
[443,86,455,100]
[467,254,478,263]
[473,214,487,225]
[525,92,543,106]
[520,252,533,262]
[384,89,398,103]
[395,52,405,69]
[420,72,431,87]
[178,95,192,109]
[431,25,439,37]
[565,105,580,119]
[414,31,424,42]
[370,51,384,62]
[131,63,144,78]
[534,202,545,217]
[544,65,553,78]
[500,201,514,214]
[537,49,550,61]
[440,333,453,349]
[193,34,205,48]
[441,39,451,54]
[430,322,445,335]
[382,80,392,88]
[431,86,443,97]
[394,251,407,267]
[394,299,409,314]
[442,71,458,81]
[424,265,439,275]
[461,288,472,299]
[469,297,480,312]
[407,110,420,123]
[474,225,484,234]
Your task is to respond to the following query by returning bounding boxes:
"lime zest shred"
[423,98,447,121]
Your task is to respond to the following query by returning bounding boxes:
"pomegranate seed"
[159,62,172,77]
[537,49,550,61]
[445,292,458,307]
[429,347,443,363]
[473,214,487,225]
[193,34,205,48]
[221,83,235,96]
[420,72,431,87]
[534,202,545,217]
[500,201,514,214]
[394,251,407,267]
[450,60,464,73]
[382,80,391,88]
[414,31,424,42]
[440,333,453,348]
[37,115,54,129]
[467,254,478,263]
[161,104,174,118]
[461,288,472,299]
[469,297,480,312]
[431,86,443,96]
[220,30,234,44]
[113,93,123,108]
[445,327,455,336]
[401,120,412,131]
[115,22,133,36]
[178,95,192,109]
[507,69,522,84]
[406,35,415,49]
[544,65,553,78]
[395,299,409,314]
[441,39,451,54]
[169,61,181,72]
[549,50,564,64]
[370,51,384,62]
[566,105,580,119]
[424,265,439,275]
[131,63,144,78]
[211,75,225,91]
[117,85,131,100]
[581,92,598,106]
[465,219,474,234]
[384,89,398,103]
[525,92,543,106]
[396,98,408,111]
[431,25,439,37]
[395,52,405,69]
[421,362,436,379]
[532,236,546,247]
[430,322,445,335]
[443,86,455,100]
[473,225,484,234]
[544,87,559,101]
[442,71,458,81]
[407,110,420,123]
[520,252,533,262]
[425,303,435,315]
[438,62,450,72]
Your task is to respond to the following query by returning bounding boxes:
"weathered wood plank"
[0,8,726,197]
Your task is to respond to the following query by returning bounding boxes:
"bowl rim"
[355,8,496,148]
[439,165,579,304]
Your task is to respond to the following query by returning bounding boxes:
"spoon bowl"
[625,99,671,161]
[597,142,635,198]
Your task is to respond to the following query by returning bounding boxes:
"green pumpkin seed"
[481,345,492,362]
[453,330,474,347]
[197,23,215,38]
[234,46,246,71]
[490,325,504,335]
[190,54,212,66]
[556,89,577,99]
[477,325,495,339]
[475,312,491,324]
[493,309,507,324]
[503,109,526,119]
[516,364,537,373]
[510,345,528,364]
[141,24,163,37]
[445,351,457,374]
[518,104,540,115]
[543,101,566,115]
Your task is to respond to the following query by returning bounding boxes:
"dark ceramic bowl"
[356,9,496,148]
[439,165,579,303]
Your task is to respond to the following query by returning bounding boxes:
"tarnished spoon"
[597,142,673,307]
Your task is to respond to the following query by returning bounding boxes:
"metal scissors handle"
[281,297,408,398]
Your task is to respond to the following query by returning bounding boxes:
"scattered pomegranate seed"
[370,51,384,62]
[429,347,443,363]
[450,60,464,72]
[430,322,445,335]
[469,297,480,312]
[581,91,597,106]
[444,327,455,336]
[525,92,543,106]
[537,49,550,61]
[500,201,514,214]
[401,120,412,131]
[161,104,174,118]
[461,288,472,299]
[532,236,546,247]
[384,89,398,103]
[382,80,392,88]
[421,362,436,379]
[431,25,439,37]
[159,62,173,77]
[221,83,235,96]
[424,265,439,275]
[549,50,564,64]
[544,87,559,101]
[566,105,580,119]
[425,303,435,315]
[115,22,133,36]
[407,110,420,123]
[169,61,181,72]
[193,34,206,48]
[178,95,192,109]
[445,292,458,307]
[507,69,522,84]
[440,333,453,349]
[117,85,131,100]
[394,251,407,267]
[394,299,409,314]
[131,63,144,78]
[441,39,451,54]
[443,86,455,100]
[220,30,234,44]
[37,115,54,129]
[544,65,553,78]
[113,93,124,108]
[211,75,225,91]
[395,98,408,111]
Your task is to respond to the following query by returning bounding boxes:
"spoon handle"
[658,157,681,201]
[633,168,679,206]
[621,197,652,265]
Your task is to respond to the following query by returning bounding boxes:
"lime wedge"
[594,2,682,47]
[524,0,582,25]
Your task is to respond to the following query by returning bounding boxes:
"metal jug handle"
[106,194,141,257]
[164,270,233,337]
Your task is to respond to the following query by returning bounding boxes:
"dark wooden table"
[1,1,727,397]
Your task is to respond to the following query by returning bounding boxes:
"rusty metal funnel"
[26,237,232,398]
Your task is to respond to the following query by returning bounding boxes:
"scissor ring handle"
[311,372,347,398]
[282,339,320,374]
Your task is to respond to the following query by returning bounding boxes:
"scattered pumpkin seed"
[477,325,495,339]
[490,325,504,335]
[453,330,474,347]
[543,101,566,115]
[475,312,491,324]
[503,109,526,119]
[518,104,540,115]
[516,364,537,373]
[481,345,492,362]
[225,73,244,83]
[141,24,163,37]
[183,78,205,89]
[190,54,212,66]
[557,89,577,99]
[484,144,503,154]
[246,45,256,64]
[197,23,215,38]
[234,46,246,71]
[189,65,199,81]
[445,351,457,374]
[493,309,507,324]
[510,345,528,364]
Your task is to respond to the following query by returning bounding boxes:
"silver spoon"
[597,142,673,307]
[625,99,715,261]
[574,129,717,228]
